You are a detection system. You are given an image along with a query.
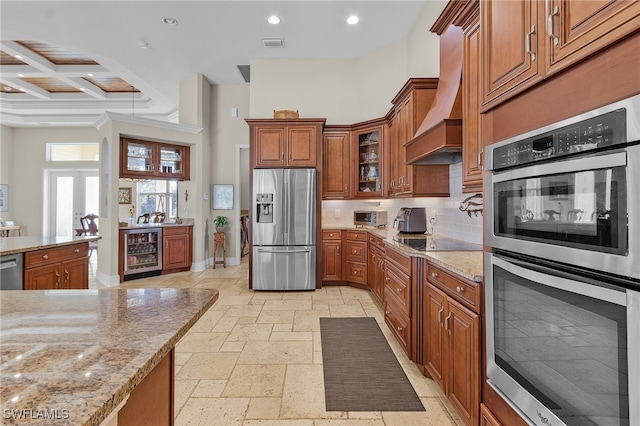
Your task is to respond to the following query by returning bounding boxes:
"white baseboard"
[96,270,120,287]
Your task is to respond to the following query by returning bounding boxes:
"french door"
[48,171,99,237]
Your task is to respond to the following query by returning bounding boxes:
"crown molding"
[94,111,202,134]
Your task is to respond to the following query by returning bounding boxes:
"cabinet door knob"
[42,254,49,260]
[329,233,333,237]
[385,311,391,315]
[352,249,357,254]
[456,286,464,293]
[431,272,438,278]
[74,248,80,254]
[397,326,403,332]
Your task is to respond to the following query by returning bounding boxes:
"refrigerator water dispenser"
[256,193,274,223]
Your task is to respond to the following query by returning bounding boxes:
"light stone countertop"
[323,225,484,282]
[0,288,219,426]
[0,236,100,256]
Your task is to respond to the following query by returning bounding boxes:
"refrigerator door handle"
[257,248,311,254]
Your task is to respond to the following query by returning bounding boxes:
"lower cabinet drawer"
[345,240,366,263]
[384,298,411,356]
[384,263,410,315]
[345,261,367,285]
[25,243,88,268]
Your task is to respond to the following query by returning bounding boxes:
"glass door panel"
[50,171,99,237]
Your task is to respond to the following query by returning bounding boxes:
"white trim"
[235,144,250,263]
[94,111,202,134]
[190,260,207,273]
[96,270,120,287]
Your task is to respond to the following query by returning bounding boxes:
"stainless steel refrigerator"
[252,168,316,291]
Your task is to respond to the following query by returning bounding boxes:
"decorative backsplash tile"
[321,162,483,245]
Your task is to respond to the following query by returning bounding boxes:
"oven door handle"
[491,150,626,183]
[491,255,627,306]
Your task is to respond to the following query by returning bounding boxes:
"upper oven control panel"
[492,108,627,170]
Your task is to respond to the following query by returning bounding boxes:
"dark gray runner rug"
[320,317,425,412]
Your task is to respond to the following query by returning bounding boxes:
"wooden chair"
[137,213,151,224]
[150,212,165,223]
[80,214,99,257]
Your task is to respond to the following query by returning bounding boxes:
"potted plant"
[214,216,229,233]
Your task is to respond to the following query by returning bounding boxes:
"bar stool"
[213,232,227,269]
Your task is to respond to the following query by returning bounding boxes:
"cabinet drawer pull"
[385,277,390,283]
[352,249,357,254]
[397,326,403,332]
[456,286,464,293]
[354,234,359,238]
[548,6,559,46]
[396,288,402,293]
[42,254,49,260]
[337,247,340,256]
[438,307,444,324]
[74,248,80,254]
[431,272,438,278]
[289,152,292,160]
[329,233,334,237]
[65,269,70,282]
[385,311,391,315]
[55,271,60,287]
[445,314,452,335]
[353,270,358,275]
[525,25,536,61]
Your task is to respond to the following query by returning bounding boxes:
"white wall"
[210,84,251,264]
[0,126,15,222]
[6,127,100,236]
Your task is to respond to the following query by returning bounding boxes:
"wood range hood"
[406,24,464,165]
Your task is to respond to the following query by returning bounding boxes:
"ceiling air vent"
[262,38,284,48]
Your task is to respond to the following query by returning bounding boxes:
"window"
[47,143,99,161]
[137,180,178,219]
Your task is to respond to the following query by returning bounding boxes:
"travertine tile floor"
[93,258,463,425]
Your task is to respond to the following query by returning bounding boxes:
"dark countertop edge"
[85,289,219,426]
[322,225,484,282]
[0,236,101,256]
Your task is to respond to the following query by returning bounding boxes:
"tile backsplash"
[321,162,483,245]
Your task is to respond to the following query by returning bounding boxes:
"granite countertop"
[0,288,219,426]
[0,236,101,256]
[118,222,194,230]
[323,225,484,282]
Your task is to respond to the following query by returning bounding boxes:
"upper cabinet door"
[287,126,317,167]
[544,0,640,75]
[481,0,543,110]
[120,138,190,180]
[322,130,350,199]
[254,127,286,167]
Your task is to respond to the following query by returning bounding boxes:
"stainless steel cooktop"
[394,235,481,252]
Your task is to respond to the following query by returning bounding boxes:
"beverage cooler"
[123,228,163,279]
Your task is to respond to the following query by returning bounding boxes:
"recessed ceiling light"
[19,88,25,92]
[268,15,280,25]
[79,88,86,91]
[162,17,178,26]
[347,15,359,25]
[4,86,12,91]
[14,54,23,59]
[87,73,94,77]
[17,73,24,77]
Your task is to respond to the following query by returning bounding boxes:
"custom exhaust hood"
[405,24,463,164]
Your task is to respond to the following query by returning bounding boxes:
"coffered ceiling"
[1,1,447,129]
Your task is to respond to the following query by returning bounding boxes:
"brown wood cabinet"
[322,230,343,282]
[481,0,542,110]
[544,0,640,76]
[247,119,325,168]
[383,246,412,356]
[481,0,640,112]
[480,404,503,426]
[322,128,351,199]
[162,226,193,273]
[424,262,480,426]
[24,242,90,290]
[387,78,450,197]
[352,121,385,198]
[460,3,484,193]
[120,137,190,180]
[367,233,385,303]
[344,230,367,285]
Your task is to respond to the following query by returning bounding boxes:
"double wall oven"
[485,95,640,426]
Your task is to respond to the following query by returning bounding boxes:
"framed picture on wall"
[0,184,8,212]
[213,184,234,210]
[118,187,132,204]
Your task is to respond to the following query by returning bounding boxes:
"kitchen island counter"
[0,236,100,256]
[0,287,218,425]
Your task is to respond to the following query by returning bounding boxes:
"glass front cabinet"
[353,122,384,198]
[120,137,190,180]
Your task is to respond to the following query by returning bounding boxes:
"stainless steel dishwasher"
[0,253,23,290]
